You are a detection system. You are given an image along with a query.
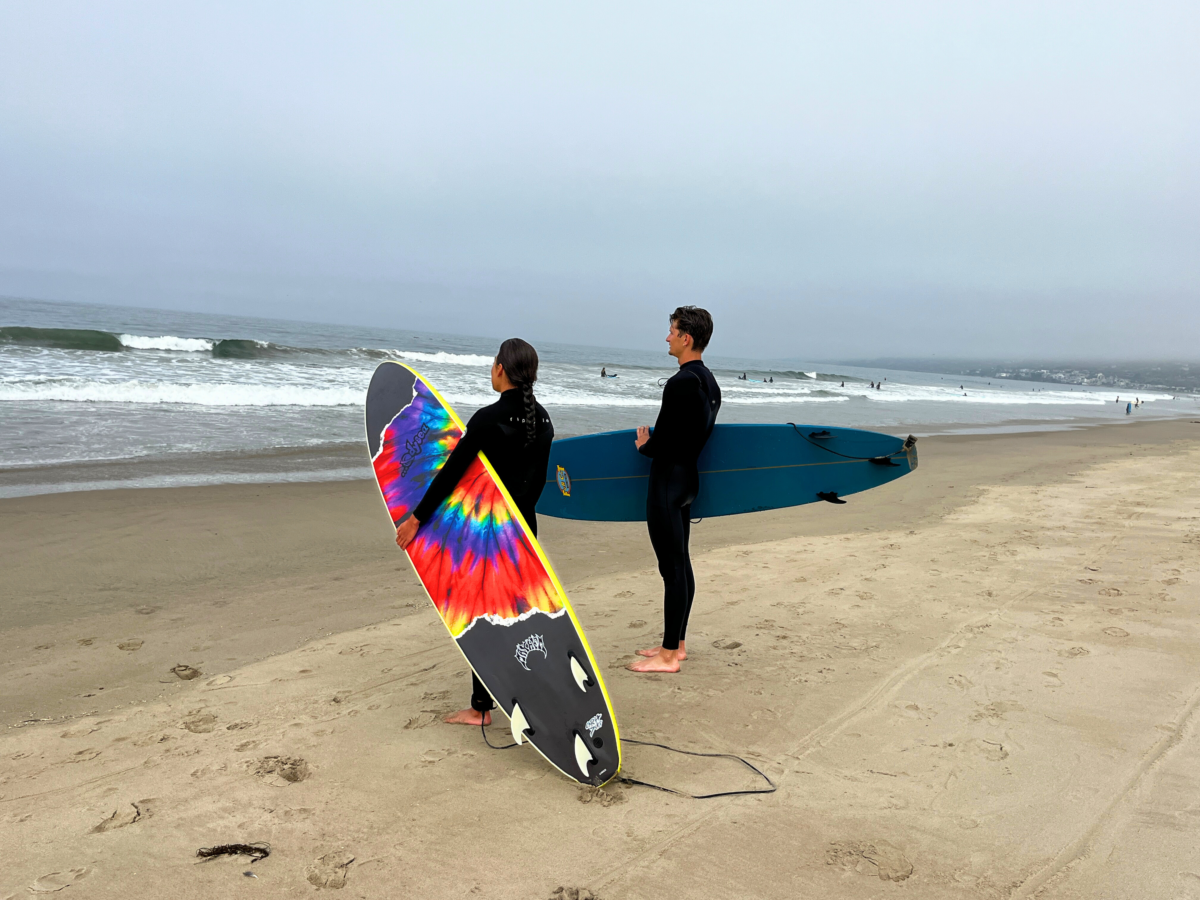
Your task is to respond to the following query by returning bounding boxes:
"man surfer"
[629,307,721,674]
[395,338,554,725]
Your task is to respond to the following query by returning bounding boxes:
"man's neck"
[676,350,703,366]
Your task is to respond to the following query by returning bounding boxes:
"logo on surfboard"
[556,465,571,497]
[514,634,548,671]
[399,422,431,477]
[585,713,604,737]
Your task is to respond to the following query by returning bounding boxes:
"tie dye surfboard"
[366,361,621,785]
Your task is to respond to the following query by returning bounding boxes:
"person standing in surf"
[395,338,554,725]
[629,307,721,674]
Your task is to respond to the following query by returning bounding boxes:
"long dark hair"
[495,338,539,446]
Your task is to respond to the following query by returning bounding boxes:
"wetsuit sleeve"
[639,372,703,460]
[411,409,489,522]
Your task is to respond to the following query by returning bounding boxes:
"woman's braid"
[521,383,537,447]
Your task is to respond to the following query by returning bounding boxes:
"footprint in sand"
[577,784,627,807]
[170,664,202,681]
[29,868,93,893]
[975,739,1009,761]
[90,800,153,833]
[970,700,1024,723]
[306,852,355,889]
[825,840,913,882]
[1042,671,1063,688]
[1103,627,1130,638]
[403,712,443,729]
[628,619,647,628]
[1098,587,1123,597]
[254,755,311,786]
[712,640,742,650]
[550,888,602,900]
[1058,646,1090,658]
[612,590,634,599]
[181,711,217,733]
[117,640,143,651]
[134,606,159,615]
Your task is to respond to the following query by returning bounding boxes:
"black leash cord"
[787,423,915,462]
[479,724,776,799]
[616,738,776,799]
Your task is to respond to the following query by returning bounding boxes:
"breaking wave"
[118,334,214,352]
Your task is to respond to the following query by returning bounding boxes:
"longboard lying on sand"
[366,362,620,785]
[538,423,917,522]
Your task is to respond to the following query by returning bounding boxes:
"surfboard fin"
[569,655,592,692]
[509,701,530,745]
[574,732,595,779]
[869,456,899,466]
[817,491,846,504]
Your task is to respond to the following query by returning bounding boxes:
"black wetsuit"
[413,389,554,711]
[638,360,721,650]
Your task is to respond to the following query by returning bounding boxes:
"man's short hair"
[670,306,713,352]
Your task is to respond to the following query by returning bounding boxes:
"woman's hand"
[395,515,420,550]
[635,426,650,449]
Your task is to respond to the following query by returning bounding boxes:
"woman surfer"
[394,338,554,726]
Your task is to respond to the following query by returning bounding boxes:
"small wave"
[0,326,124,352]
[0,379,360,407]
[119,334,214,352]
[212,338,277,359]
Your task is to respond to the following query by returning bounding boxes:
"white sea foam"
[119,334,214,352]
[393,350,495,367]
[0,379,361,406]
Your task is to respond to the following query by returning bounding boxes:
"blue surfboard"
[537,424,917,521]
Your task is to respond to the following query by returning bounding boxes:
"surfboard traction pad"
[366,361,620,785]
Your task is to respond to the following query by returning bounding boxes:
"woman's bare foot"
[628,649,682,673]
[636,640,686,660]
[443,708,491,726]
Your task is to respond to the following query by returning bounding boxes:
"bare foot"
[636,640,687,660]
[443,708,491,726]
[628,649,682,673]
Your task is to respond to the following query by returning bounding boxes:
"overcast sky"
[1,2,1197,359]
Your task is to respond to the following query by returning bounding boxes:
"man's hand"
[395,515,420,550]
[635,425,650,449]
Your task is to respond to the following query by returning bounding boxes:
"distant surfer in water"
[629,307,721,674]
[395,338,554,725]
[601,367,607,377]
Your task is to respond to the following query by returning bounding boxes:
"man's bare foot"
[628,649,682,673]
[443,708,491,726]
[636,640,686,660]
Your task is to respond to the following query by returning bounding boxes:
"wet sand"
[2,419,1198,897]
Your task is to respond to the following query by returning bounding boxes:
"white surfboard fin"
[570,655,591,692]
[574,732,594,779]
[509,701,530,746]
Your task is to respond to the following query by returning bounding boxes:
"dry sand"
[2,420,1199,898]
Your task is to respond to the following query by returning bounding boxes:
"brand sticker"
[514,634,548,671]
[585,713,603,737]
[556,465,571,497]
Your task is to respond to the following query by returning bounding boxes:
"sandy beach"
[3,419,1199,898]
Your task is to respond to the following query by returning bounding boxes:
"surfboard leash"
[478,723,776,799]
[788,423,917,464]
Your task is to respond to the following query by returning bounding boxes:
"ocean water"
[2,297,1195,497]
